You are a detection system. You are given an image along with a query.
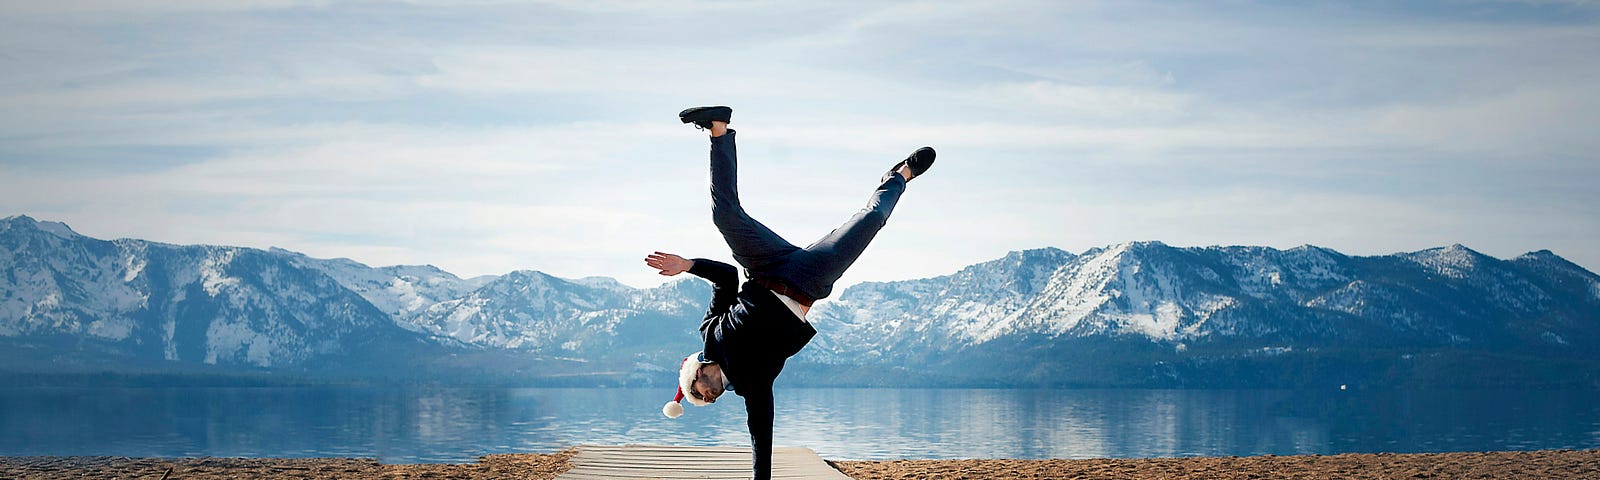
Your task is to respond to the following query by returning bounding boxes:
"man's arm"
[646,252,740,318]
[687,257,737,287]
[743,384,775,480]
[687,257,739,316]
[645,252,739,288]
[645,251,694,276]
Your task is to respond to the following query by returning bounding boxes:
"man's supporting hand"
[645,251,695,276]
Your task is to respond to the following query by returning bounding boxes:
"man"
[647,106,934,480]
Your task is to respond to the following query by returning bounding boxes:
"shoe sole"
[679,106,732,125]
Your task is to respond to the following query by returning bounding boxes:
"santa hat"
[662,351,713,418]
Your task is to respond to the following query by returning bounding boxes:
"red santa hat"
[663,351,713,418]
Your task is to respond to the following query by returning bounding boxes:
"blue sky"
[2,0,1597,288]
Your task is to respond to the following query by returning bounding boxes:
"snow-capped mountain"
[408,269,707,351]
[0,215,709,378]
[0,215,414,372]
[799,241,1600,387]
[4,214,1597,387]
[279,250,495,327]
[277,245,708,356]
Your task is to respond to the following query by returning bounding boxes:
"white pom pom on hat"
[662,389,685,418]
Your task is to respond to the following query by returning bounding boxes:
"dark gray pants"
[709,130,906,301]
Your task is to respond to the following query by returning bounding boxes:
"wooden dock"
[555,444,852,479]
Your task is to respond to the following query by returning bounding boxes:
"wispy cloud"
[2,0,1597,288]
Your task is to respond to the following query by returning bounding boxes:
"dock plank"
[556,444,852,479]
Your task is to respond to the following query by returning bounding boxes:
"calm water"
[2,387,1597,463]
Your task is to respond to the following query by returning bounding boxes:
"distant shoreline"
[9,371,1600,390]
[4,449,1598,479]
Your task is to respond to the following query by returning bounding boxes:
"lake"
[2,386,1596,463]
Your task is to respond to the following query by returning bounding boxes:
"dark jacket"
[688,258,816,480]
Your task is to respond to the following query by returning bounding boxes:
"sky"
[2,0,1597,289]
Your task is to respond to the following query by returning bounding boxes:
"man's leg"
[774,147,933,301]
[707,124,801,273]
[778,172,908,301]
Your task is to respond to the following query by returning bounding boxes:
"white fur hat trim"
[679,352,712,407]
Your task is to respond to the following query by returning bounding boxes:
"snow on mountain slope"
[270,247,703,354]
[280,249,493,327]
[1,216,147,339]
[410,270,707,352]
[1,215,410,368]
[805,247,1073,361]
[1031,242,1203,340]
[809,240,1600,366]
[1213,245,1351,302]
[1403,244,1554,315]
[813,242,1254,357]
[7,214,1598,386]
[2,215,710,369]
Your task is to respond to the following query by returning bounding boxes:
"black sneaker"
[679,106,732,129]
[883,146,936,182]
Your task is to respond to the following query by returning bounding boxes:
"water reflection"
[735,388,1600,460]
[1,387,1596,463]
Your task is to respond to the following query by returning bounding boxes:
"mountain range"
[3,214,1597,388]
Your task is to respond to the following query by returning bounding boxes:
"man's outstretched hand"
[645,251,694,276]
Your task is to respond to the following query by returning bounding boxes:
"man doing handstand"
[647,106,935,480]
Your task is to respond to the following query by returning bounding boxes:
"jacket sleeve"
[743,384,775,480]
[688,258,740,318]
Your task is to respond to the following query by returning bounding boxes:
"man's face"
[693,364,725,403]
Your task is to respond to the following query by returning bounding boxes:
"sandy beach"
[834,450,1600,479]
[4,449,1598,479]
[0,452,578,480]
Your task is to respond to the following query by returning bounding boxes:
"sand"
[4,449,1598,479]
[0,451,575,480]
[832,450,1600,480]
